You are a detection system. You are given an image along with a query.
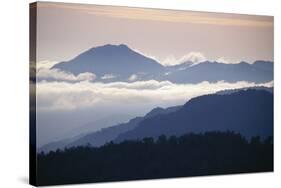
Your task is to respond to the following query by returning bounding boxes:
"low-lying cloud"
[36,79,273,112]
[159,52,207,66]
[36,61,96,82]
[133,49,244,66]
[35,74,273,146]
[101,74,117,80]
[128,74,138,81]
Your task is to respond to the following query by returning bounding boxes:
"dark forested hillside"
[116,89,273,142]
[37,131,273,186]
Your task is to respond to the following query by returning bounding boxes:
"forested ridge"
[37,131,273,186]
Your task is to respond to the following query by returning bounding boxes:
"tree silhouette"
[37,131,273,186]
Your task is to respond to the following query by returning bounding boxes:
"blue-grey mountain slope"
[67,105,182,148]
[216,86,273,95]
[52,44,165,82]
[38,134,85,154]
[52,44,273,84]
[115,89,273,142]
[164,61,273,84]
[39,105,181,153]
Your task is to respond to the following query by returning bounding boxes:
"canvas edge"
[29,1,38,186]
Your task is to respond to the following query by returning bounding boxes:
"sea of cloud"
[35,60,273,112]
[36,79,273,112]
[34,60,273,146]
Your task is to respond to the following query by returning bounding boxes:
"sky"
[32,2,274,147]
[36,2,273,65]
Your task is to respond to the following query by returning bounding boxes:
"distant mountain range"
[52,44,273,84]
[164,60,273,84]
[39,88,273,153]
[39,105,182,153]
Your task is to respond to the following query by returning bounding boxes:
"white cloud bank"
[133,48,243,66]
[133,48,208,66]
[36,61,96,82]
[101,74,117,80]
[37,60,59,69]
[160,53,243,66]
[128,74,138,81]
[161,52,207,66]
[36,79,273,111]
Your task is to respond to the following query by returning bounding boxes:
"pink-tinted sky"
[35,2,273,64]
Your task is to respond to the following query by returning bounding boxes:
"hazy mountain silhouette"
[216,86,273,95]
[67,105,181,148]
[39,105,181,153]
[65,113,135,139]
[66,117,142,148]
[52,44,165,82]
[38,113,133,153]
[252,60,273,72]
[115,89,273,142]
[38,134,85,154]
[164,60,273,83]
[39,88,273,153]
[52,44,273,83]
[144,106,182,118]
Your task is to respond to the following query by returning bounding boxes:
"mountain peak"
[253,60,273,65]
[145,107,165,118]
[239,61,250,65]
[118,44,129,48]
[93,44,130,51]
[53,43,164,76]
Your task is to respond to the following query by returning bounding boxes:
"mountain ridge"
[39,87,273,153]
[115,89,273,142]
[39,104,182,153]
[52,44,273,84]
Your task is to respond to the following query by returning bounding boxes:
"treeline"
[37,131,273,186]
